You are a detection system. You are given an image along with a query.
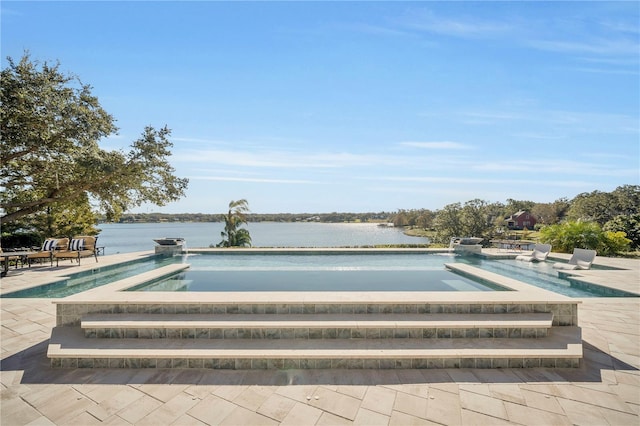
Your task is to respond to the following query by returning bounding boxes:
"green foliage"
[432,199,499,244]
[391,209,435,228]
[604,214,640,249]
[530,198,570,225]
[539,221,630,255]
[433,202,463,243]
[0,53,188,234]
[29,195,100,240]
[217,199,252,247]
[505,199,536,215]
[601,231,632,256]
[540,221,601,252]
[426,188,637,250]
[567,185,639,225]
[231,228,252,248]
[611,185,640,216]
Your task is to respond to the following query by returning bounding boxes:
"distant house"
[505,211,537,230]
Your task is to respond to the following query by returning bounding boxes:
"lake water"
[97,222,428,254]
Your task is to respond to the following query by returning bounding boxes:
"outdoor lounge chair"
[1,247,23,271]
[54,236,98,266]
[27,238,69,267]
[515,243,552,262]
[553,248,597,270]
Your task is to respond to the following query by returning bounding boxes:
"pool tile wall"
[52,356,581,370]
[57,302,578,327]
[84,326,549,340]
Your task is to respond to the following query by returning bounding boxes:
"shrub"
[0,232,41,249]
[539,221,630,255]
[604,214,640,249]
[600,231,631,256]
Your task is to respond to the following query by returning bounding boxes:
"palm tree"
[218,199,252,247]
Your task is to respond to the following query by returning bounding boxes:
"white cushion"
[42,239,57,251]
[69,238,85,251]
[576,260,592,269]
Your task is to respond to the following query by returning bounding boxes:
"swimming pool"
[129,252,629,297]
[1,256,176,298]
[2,251,634,298]
[456,257,634,298]
[127,253,503,292]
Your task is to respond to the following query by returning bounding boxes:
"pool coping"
[0,251,158,296]
[481,249,640,296]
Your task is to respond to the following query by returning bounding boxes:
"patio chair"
[27,238,69,267]
[515,243,552,262]
[553,248,597,270]
[54,236,99,266]
[1,247,23,271]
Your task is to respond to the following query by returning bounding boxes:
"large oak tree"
[1,54,188,236]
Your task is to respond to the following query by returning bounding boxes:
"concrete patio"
[1,251,639,425]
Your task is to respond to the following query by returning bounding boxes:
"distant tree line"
[102,211,392,224]
[389,185,639,253]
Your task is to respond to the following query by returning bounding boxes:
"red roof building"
[505,210,537,230]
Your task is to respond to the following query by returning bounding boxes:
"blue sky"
[2,1,639,214]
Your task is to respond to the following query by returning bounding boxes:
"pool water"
[456,257,633,298]
[129,253,502,292]
[1,256,176,298]
[184,253,455,270]
[131,269,501,292]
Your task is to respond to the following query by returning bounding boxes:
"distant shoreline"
[99,212,393,224]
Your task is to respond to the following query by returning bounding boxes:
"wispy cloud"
[397,9,511,39]
[189,176,319,184]
[399,141,473,150]
[459,111,527,125]
[511,132,566,140]
[581,152,634,160]
[0,7,23,17]
[173,137,230,144]
[576,56,639,67]
[366,175,595,188]
[528,38,639,57]
[173,148,409,169]
[339,22,414,38]
[568,67,639,76]
[388,7,639,71]
[473,159,637,178]
[458,109,639,134]
[600,19,640,35]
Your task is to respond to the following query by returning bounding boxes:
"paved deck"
[1,251,639,425]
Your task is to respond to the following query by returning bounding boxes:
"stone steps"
[48,325,582,369]
[81,312,554,339]
[49,261,582,369]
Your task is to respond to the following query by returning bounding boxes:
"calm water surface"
[97,222,428,254]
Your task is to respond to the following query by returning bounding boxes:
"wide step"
[81,312,554,339]
[82,312,553,328]
[49,326,582,369]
